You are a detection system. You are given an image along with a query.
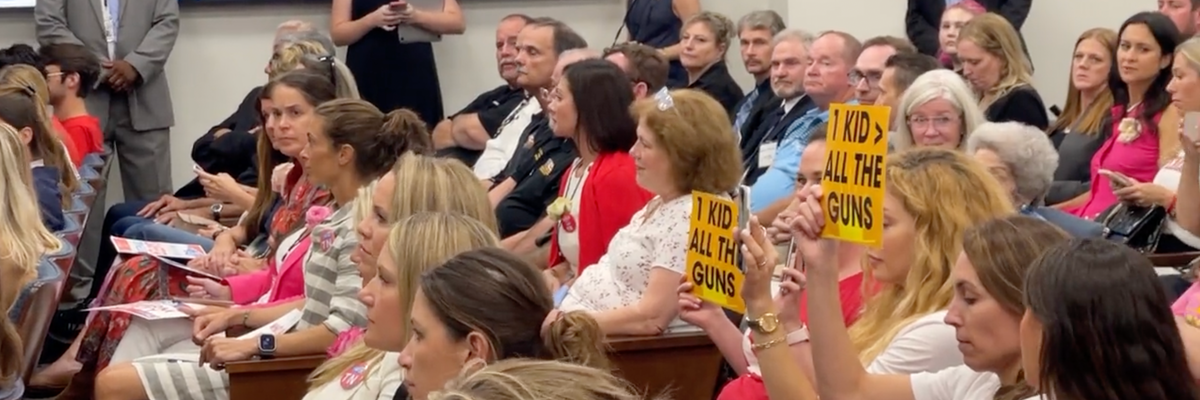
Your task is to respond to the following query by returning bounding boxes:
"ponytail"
[541,310,610,371]
[382,108,432,157]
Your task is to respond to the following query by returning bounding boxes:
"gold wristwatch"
[746,313,780,334]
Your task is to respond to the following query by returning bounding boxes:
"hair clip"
[316,55,335,65]
[653,87,674,111]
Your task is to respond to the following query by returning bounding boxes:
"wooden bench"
[608,331,724,400]
[227,355,325,400]
[226,332,724,400]
[1148,251,1200,269]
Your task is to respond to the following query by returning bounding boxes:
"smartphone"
[1099,169,1133,190]
[733,186,751,272]
[1185,112,1200,141]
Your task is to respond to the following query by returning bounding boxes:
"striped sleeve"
[298,207,367,334]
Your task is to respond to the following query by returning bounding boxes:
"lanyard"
[100,0,117,59]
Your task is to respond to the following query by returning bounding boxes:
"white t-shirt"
[559,195,696,332]
[558,160,590,269]
[911,365,1045,400]
[864,311,963,374]
[473,100,541,180]
[302,352,403,400]
[1154,152,1200,249]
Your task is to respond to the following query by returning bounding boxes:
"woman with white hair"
[891,69,985,151]
[966,121,1104,238]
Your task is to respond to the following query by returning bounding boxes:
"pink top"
[1069,105,1163,218]
[224,236,311,306]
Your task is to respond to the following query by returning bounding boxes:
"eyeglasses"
[907,115,959,130]
[849,70,883,87]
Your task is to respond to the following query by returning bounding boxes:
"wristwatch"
[746,313,780,334]
[257,333,276,360]
[210,203,223,221]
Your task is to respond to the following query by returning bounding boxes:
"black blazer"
[906,0,1032,56]
[736,79,782,140]
[176,86,263,199]
[688,61,745,120]
[742,96,816,185]
[985,85,1049,130]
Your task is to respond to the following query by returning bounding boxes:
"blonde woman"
[0,64,85,167]
[305,155,496,400]
[0,78,80,202]
[0,120,64,314]
[428,359,655,400]
[957,13,1049,130]
[1048,28,1117,204]
[890,69,986,151]
[732,148,1014,400]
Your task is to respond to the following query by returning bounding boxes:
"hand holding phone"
[1099,169,1135,190]
[1184,112,1200,142]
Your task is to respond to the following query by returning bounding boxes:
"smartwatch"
[257,333,276,360]
[210,203,223,221]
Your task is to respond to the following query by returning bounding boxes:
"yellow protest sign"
[685,191,745,314]
[820,103,890,246]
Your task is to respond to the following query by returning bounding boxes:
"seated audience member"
[603,41,670,100]
[876,52,941,115]
[754,214,1063,400]
[37,70,343,395]
[1,63,82,168]
[1160,0,1200,38]
[730,10,787,139]
[927,0,986,70]
[533,60,653,287]
[1047,28,1116,204]
[559,89,742,336]
[434,14,532,167]
[682,123,869,399]
[490,49,595,238]
[0,309,21,400]
[40,43,104,159]
[0,83,78,231]
[103,101,430,364]
[1064,12,1181,219]
[744,30,816,210]
[890,70,985,151]
[906,0,1000,57]
[852,36,917,105]
[397,248,609,400]
[429,359,652,400]
[1170,38,1200,244]
[473,18,587,180]
[679,11,744,116]
[306,212,499,400]
[967,122,1105,238]
[93,99,413,400]
[958,13,1050,130]
[750,31,858,212]
[0,120,64,321]
[736,148,1015,400]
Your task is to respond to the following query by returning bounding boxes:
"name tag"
[758,141,777,168]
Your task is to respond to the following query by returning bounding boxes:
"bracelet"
[241,311,251,327]
[751,336,786,352]
[786,325,810,345]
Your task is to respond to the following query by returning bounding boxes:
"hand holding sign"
[686,192,746,313]
[737,215,777,315]
[676,277,729,331]
[789,185,841,276]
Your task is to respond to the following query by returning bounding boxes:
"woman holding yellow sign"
[734,148,1013,400]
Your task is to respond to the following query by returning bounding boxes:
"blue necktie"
[107,0,120,36]
[732,88,761,136]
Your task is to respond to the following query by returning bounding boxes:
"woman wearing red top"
[544,59,653,287]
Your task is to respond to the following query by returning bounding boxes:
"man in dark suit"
[906,0,1032,57]
[36,0,180,202]
[731,10,787,141]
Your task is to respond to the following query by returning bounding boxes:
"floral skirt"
[75,255,191,371]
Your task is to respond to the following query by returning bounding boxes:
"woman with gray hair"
[891,69,984,151]
[967,121,1103,238]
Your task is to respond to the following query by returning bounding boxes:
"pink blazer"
[224,236,311,306]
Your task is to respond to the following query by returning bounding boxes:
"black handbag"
[1097,202,1167,253]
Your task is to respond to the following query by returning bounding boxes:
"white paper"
[758,141,777,168]
[237,309,303,340]
[86,300,206,320]
[152,255,223,281]
[110,237,207,260]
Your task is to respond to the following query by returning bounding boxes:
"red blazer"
[225,235,311,305]
[548,152,653,275]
